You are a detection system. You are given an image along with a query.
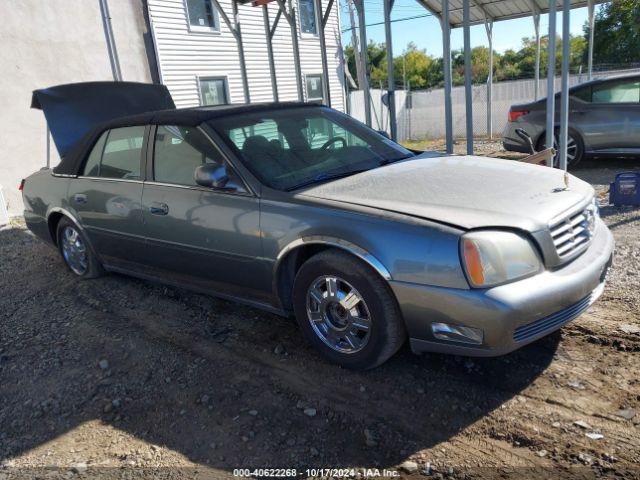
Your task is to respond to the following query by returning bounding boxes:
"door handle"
[73,194,87,205]
[571,109,588,114]
[149,202,169,216]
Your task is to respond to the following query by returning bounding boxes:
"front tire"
[56,218,104,279]
[292,250,406,369]
[536,130,584,168]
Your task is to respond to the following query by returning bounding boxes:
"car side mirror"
[194,164,232,190]
[377,130,391,139]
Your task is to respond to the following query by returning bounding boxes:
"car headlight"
[461,231,542,288]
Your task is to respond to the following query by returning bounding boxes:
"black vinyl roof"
[51,100,320,176]
[32,81,321,175]
[33,82,176,159]
[100,101,317,129]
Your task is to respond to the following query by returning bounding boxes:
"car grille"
[549,205,595,259]
[513,292,593,343]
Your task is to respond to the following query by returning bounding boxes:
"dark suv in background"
[503,74,640,167]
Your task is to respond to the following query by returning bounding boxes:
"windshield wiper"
[288,169,370,191]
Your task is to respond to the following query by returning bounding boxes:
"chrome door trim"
[75,176,144,184]
[142,180,255,198]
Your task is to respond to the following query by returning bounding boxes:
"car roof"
[53,101,323,177]
[102,101,320,129]
[573,72,640,89]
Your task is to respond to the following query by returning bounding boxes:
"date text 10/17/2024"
[233,468,401,477]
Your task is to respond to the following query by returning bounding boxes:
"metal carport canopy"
[370,0,609,169]
[417,0,607,27]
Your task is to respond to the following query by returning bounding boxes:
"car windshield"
[210,107,414,191]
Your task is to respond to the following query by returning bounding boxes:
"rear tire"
[292,249,406,369]
[536,130,584,168]
[56,217,104,279]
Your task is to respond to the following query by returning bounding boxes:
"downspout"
[99,0,123,81]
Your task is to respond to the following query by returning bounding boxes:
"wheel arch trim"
[46,207,102,263]
[47,207,86,241]
[275,236,392,281]
[272,236,393,303]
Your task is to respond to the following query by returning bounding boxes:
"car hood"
[298,154,594,231]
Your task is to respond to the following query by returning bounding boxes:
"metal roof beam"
[443,0,607,28]
[414,0,454,28]
[472,0,493,21]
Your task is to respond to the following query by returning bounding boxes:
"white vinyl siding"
[147,0,344,111]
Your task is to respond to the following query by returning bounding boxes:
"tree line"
[345,0,639,90]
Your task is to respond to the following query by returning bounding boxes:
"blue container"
[609,172,640,206]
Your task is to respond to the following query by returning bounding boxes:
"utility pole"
[347,0,363,89]
[587,0,595,79]
[353,0,371,126]
[402,52,407,92]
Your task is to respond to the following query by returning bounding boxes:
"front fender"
[261,196,469,291]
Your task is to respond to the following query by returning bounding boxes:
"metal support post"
[545,0,557,167]
[558,0,571,171]
[462,0,473,155]
[383,0,397,140]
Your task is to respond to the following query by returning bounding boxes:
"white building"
[0,0,155,219]
[0,0,345,218]
[147,0,345,109]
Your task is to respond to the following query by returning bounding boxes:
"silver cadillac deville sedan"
[23,82,614,369]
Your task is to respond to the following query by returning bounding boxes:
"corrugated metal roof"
[416,0,608,28]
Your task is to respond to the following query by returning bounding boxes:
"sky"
[339,1,593,57]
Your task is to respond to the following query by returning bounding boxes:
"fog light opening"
[431,322,484,345]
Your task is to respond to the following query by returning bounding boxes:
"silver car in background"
[503,74,640,167]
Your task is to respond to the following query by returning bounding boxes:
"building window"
[298,0,317,35]
[185,0,219,32]
[306,74,324,102]
[199,77,228,106]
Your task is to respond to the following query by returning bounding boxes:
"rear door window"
[99,126,145,180]
[83,131,108,176]
[592,80,640,103]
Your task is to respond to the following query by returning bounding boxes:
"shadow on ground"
[0,226,560,472]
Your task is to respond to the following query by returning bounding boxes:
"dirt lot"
[1,151,639,479]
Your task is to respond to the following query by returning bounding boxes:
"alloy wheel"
[306,275,372,354]
[541,133,579,167]
[61,226,88,275]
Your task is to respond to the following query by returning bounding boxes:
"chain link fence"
[347,67,640,145]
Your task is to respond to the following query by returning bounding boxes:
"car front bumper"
[390,219,614,357]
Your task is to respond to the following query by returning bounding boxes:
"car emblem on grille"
[584,207,596,237]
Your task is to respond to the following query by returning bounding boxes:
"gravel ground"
[1,152,639,479]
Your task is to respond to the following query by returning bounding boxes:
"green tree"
[451,46,493,84]
[344,41,392,89]
[393,42,434,89]
[584,0,640,66]
[343,29,592,92]
[367,42,388,88]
